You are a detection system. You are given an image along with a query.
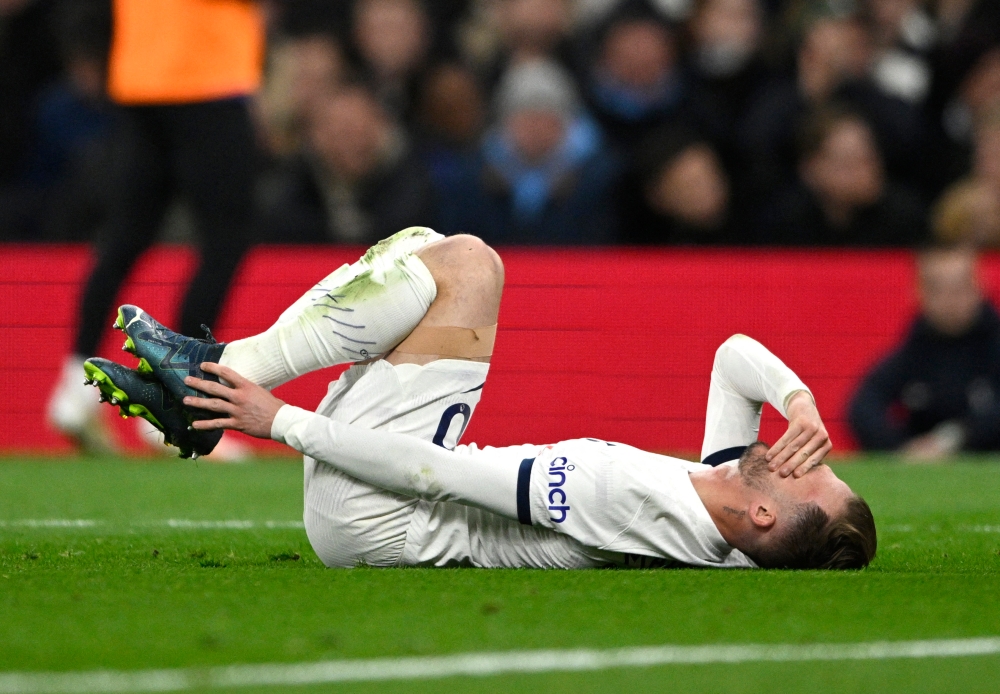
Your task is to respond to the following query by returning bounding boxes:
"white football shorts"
[302,358,612,568]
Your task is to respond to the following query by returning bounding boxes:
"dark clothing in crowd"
[0,0,61,186]
[738,78,925,198]
[435,123,620,245]
[759,182,927,246]
[74,99,256,355]
[256,148,436,245]
[622,208,735,245]
[688,56,773,169]
[849,303,1000,451]
[584,72,727,154]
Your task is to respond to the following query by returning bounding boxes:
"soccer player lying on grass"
[86,228,876,570]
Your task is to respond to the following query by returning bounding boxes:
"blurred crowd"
[3,0,1000,247]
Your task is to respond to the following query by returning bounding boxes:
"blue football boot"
[114,305,227,406]
[83,358,222,459]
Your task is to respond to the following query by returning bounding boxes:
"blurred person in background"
[867,0,937,106]
[460,0,575,84]
[739,7,924,204]
[436,58,620,243]
[2,0,115,241]
[622,126,735,244]
[931,109,1000,247]
[257,84,435,244]
[256,31,348,158]
[687,0,773,158]
[759,106,925,245]
[925,0,1000,192]
[849,245,1000,458]
[46,0,263,457]
[930,43,1000,191]
[0,0,61,238]
[351,0,432,120]
[932,178,1000,248]
[415,63,488,193]
[579,0,726,149]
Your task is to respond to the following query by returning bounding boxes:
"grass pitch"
[2,456,999,693]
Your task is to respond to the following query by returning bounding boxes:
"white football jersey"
[524,438,756,568]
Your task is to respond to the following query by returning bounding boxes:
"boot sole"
[83,362,166,432]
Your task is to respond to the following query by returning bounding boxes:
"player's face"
[771,463,852,519]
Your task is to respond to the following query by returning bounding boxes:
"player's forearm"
[713,335,810,417]
[271,405,520,518]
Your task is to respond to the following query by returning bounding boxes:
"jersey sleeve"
[700,334,811,464]
[272,404,535,519]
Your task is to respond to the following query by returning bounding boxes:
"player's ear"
[750,503,776,530]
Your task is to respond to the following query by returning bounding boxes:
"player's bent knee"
[419,234,504,300]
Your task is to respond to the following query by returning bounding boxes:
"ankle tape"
[394,324,496,359]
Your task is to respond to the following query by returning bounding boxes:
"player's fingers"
[191,417,238,431]
[200,361,247,386]
[770,429,813,469]
[793,439,833,478]
[184,376,233,400]
[183,396,234,414]
[782,431,830,476]
[767,424,801,464]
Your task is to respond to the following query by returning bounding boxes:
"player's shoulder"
[556,438,704,470]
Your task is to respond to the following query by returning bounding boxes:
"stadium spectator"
[435,59,620,244]
[849,245,1000,457]
[256,85,435,244]
[758,107,926,245]
[0,0,62,239]
[687,0,772,157]
[932,178,1000,248]
[351,0,432,120]
[739,10,924,203]
[868,0,937,106]
[931,108,1000,247]
[415,63,488,196]
[579,1,726,149]
[927,0,1000,137]
[622,126,734,244]
[46,0,264,457]
[461,0,575,86]
[2,0,115,241]
[256,32,348,157]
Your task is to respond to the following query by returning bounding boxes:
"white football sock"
[220,227,442,389]
[47,354,101,434]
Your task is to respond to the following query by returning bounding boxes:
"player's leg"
[219,227,446,387]
[47,107,169,448]
[170,99,255,339]
[301,235,505,566]
[117,226,444,407]
[387,233,503,365]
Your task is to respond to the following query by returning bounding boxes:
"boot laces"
[200,324,218,344]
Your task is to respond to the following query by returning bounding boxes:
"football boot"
[83,358,222,459]
[114,305,226,405]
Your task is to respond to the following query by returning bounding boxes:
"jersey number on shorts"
[432,403,471,450]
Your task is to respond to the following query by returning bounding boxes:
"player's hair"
[752,495,877,570]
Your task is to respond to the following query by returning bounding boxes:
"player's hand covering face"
[766,390,832,478]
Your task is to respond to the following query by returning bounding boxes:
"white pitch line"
[0,519,304,530]
[0,637,998,694]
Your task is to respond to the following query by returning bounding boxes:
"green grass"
[2,456,1000,693]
